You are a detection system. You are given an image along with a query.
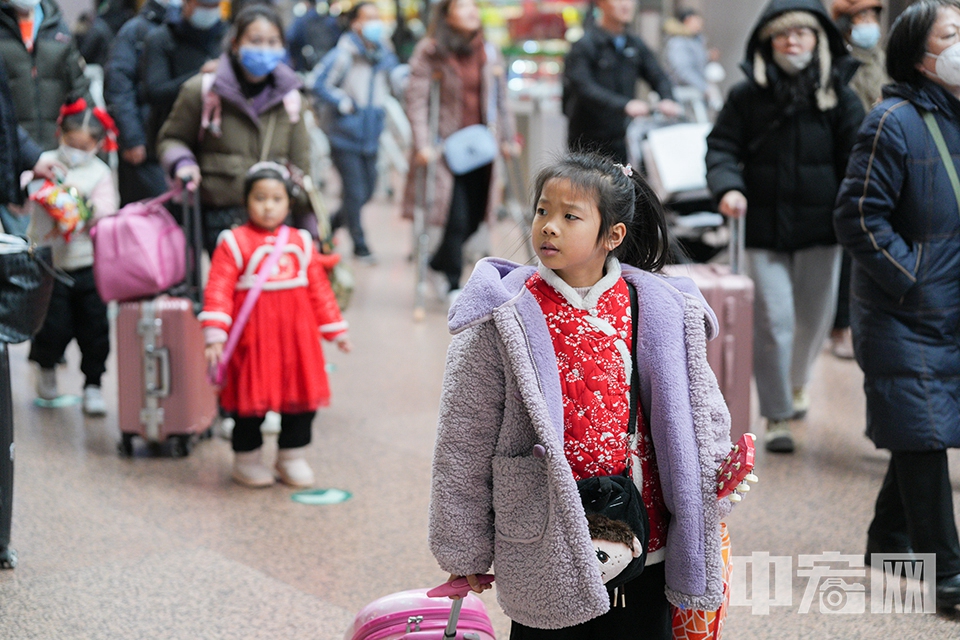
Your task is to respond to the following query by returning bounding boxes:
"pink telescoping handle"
[212,225,290,385]
[426,574,495,640]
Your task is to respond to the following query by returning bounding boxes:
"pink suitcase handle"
[426,574,495,599]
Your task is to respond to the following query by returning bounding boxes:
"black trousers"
[509,563,671,640]
[868,449,960,579]
[231,411,315,453]
[201,206,248,256]
[28,266,109,387]
[429,163,491,290]
[331,148,378,255]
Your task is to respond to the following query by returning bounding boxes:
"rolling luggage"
[345,576,496,640]
[116,296,218,456]
[116,188,217,456]
[663,218,754,440]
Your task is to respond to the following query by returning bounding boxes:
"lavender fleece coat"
[429,258,734,629]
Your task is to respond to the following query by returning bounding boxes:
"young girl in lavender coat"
[429,153,736,638]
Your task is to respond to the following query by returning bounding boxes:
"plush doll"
[578,473,649,592]
[587,513,643,585]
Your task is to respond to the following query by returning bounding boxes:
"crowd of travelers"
[5,0,960,624]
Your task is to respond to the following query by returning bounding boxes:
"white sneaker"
[232,449,276,488]
[36,367,58,401]
[261,411,282,435]
[275,447,315,487]
[82,386,107,416]
[218,416,235,440]
[792,387,811,420]
[764,419,795,454]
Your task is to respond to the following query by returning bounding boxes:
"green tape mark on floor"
[291,488,352,505]
[33,395,81,408]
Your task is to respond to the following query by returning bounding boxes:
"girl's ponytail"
[616,170,670,273]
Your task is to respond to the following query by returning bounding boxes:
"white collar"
[537,258,622,311]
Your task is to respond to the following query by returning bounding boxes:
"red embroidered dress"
[200,223,347,417]
[526,266,669,553]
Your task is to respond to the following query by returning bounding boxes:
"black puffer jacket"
[705,0,864,252]
[563,25,674,146]
[139,18,226,148]
[835,81,960,451]
[1,62,41,207]
[103,0,167,151]
[0,0,90,150]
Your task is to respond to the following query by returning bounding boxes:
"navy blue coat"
[103,0,168,151]
[834,80,960,451]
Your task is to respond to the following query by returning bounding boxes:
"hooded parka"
[706,0,865,252]
[834,81,960,451]
[0,0,90,150]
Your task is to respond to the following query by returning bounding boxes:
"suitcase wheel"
[171,435,193,458]
[118,434,135,457]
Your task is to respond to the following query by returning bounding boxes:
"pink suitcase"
[345,587,496,640]
[663,218,754,440]
[116,296,218,456]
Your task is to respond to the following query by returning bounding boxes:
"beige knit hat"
[754,11,837,110]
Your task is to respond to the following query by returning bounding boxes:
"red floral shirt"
[526,270,669,553]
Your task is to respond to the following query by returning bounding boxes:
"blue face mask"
[238,46,286,77]
[850,23,881,49]
[361,20,384,44]
[188,6,221,30]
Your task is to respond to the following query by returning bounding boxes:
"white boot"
[36,367,58,400]
[275,447,315,488]
[232,449,275,488]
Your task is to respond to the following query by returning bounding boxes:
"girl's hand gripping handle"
[427,574,495,600]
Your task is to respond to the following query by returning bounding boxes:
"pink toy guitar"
[716,433,758,502]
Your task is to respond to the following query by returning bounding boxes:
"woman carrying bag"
[400,0,520,301]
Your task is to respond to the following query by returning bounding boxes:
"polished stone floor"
[2,196,959,640]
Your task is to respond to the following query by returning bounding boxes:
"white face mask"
[58,144,96,168]
[7,0,40,11]
[926,42,960,86]
[772,49,814,75]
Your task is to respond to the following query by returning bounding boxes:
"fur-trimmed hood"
[448,258,719,339]
[740,0,857,110]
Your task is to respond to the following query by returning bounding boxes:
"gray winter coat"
[429,258,734,629]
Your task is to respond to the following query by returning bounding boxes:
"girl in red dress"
[201,163,351,488]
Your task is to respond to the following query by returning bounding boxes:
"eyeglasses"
[772,27,816,44]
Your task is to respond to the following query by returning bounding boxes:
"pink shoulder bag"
[211,225,291,386]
